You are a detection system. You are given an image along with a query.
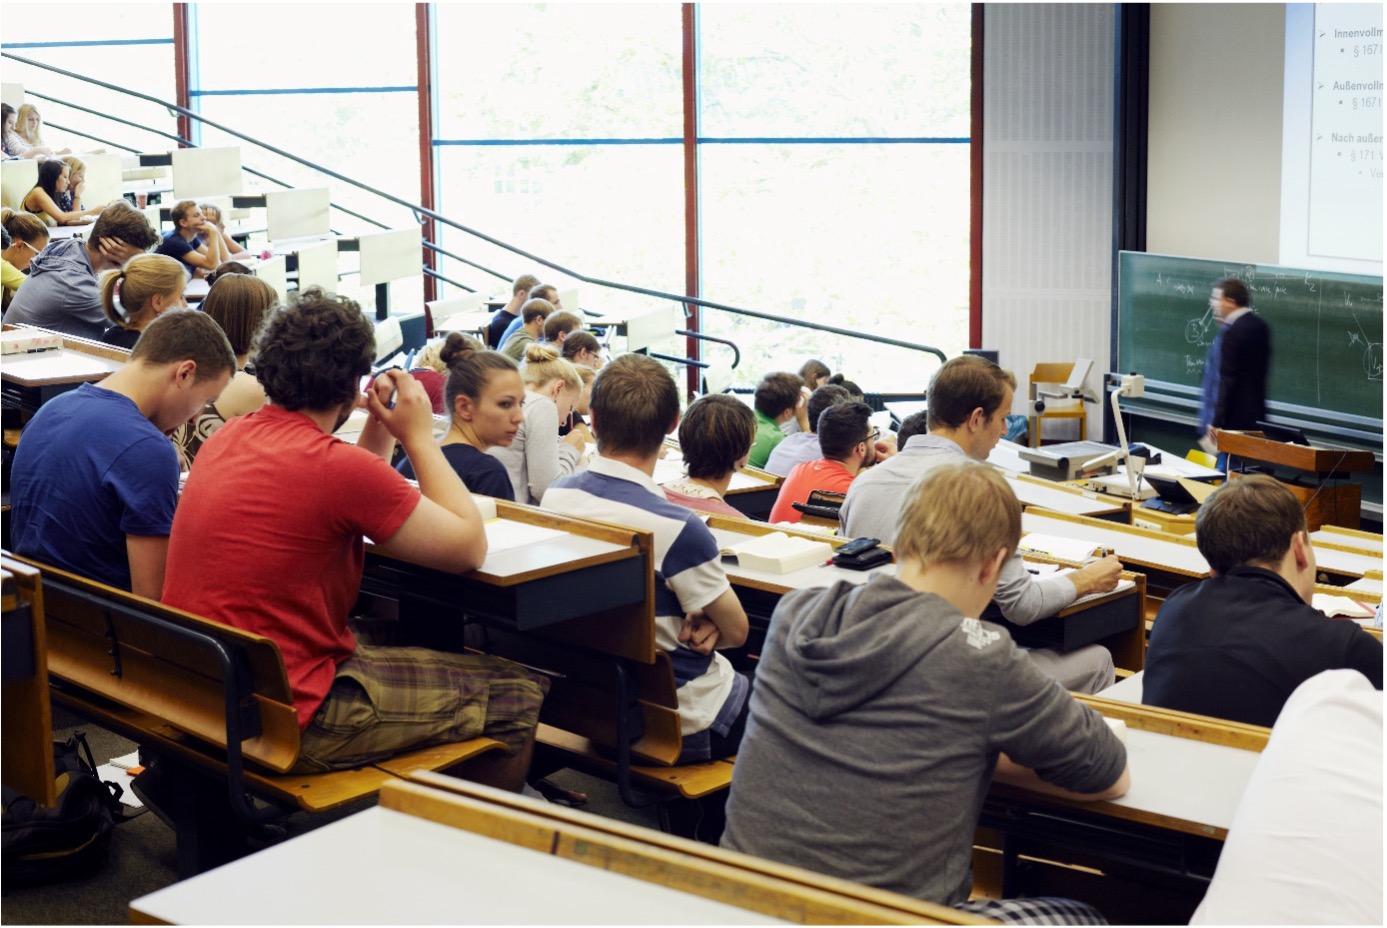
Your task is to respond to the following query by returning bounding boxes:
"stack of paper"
[1018,533,1102,563]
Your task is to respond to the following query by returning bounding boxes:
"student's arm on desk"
[678,588,750,654]
[994,753,1131,801]
[994,552,1123,625]
[128,534,169,601]
[364,371,486,572]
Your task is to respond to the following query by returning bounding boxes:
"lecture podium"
[1215,430,1376,531]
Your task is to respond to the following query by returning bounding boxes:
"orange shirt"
[769,458,856,524]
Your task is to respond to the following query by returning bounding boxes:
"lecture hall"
[1,2,1382,926]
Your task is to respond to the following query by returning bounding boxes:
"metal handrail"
[6,51,949,365]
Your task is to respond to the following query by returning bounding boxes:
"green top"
[748,409,785,469]
[501,330,534,362]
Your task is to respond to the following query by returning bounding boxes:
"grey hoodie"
[4,238,105,339]
[721,574,1126,905]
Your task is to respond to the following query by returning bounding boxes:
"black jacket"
[1143,566,1382,727]
[1213,310,1271,430]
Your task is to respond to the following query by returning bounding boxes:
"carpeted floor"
[1,707,663,926]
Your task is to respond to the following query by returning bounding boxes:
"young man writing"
[840,354,1120,693]
[4,199,160,339]
[543,353,751,762]
[10,310,235,598]
[1143,475,1382,726]
[162,288,546,784]
[723,462,1130,921]
[768,400,876,524]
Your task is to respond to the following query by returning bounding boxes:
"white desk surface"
[477,519,628,581]
[1101,725,1257,834]
[44,221,97,240]
[1022,511,1210,576]
[987,439,1030,475]
[1346,575,1384,596]
[433,310,494,336]
[183,277,210,301]
[1311,528,1383,555]
[0,346,122,385]
[1308,544,1381,578]
[129,806,781,926]
[1098,670,1144,704]
[708,525,891,593]
[1005,474,1125,518]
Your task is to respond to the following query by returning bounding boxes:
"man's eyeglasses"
[863,426,880,444]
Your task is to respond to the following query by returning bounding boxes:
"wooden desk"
[1312,526,1383,556]
[0,328,127,420]
[707,516,1146,672]
[1,559,55,806]
[979,697,1267,921]
[130,775,984,926]
[1005,472,1128,522]
[1129,504,1197,535]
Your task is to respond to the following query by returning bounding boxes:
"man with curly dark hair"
[163,288,547,787]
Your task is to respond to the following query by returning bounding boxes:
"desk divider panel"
[1,160,38,212]
[78,153,124,212]
[171,146,243,200]
[266,187,331,241]
[359,227,422,287]
[294,239,339,291]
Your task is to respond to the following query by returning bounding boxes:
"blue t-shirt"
[156,230,203,266]
[10,383,180,591]
[396,442,516,501]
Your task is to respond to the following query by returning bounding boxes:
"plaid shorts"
[293,643,549,774]
[955,897,1108,925]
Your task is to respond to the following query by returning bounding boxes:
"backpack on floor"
[1,732,126,885]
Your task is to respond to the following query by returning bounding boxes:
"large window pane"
[434,4,681,139]
[2,3,177,155]
[191,4,417,90]
[699,143,970,393]
[699,4,971,138]
[436,144,685,322]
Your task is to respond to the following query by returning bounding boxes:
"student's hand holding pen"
[1067,553,1123,596]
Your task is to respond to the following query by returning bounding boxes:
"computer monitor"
[1256,420,1310,445]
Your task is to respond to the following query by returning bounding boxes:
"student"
[840,355,1120,693]
[559,364,596,438]
[1,104,31,158]
[1191,670,1382,926]
[541,310,582,345]
[1143,475,1383,726]
[60,156,99,215]
[171,273,278,467]
[99,254,188,350]
[664,394,756,519]
[4,103,69,159]
[407,336,452,414]
[561,329,605,370]
[4,199,160,339]
[23,159,102,227]
[722,462,1130,921]
[155,200,228,276]
[488,342,587,504]
[763,383,850,476]
[499,282,563,346]
[799,358,832,392]
[397,337,522,501]
[1,210,49,311]
[544,353,751,762]
[15,104,71,155]
[748,371,808,468]
[162,288,546,784]
[827,372,864,400]
[197,202,252,259]
[768,401,876,524]
[894,409,929,445]
[10,311,235,598]
[205,260,251,286]
[486,273,539,349]
[500,297,554,361]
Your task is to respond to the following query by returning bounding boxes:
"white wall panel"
[983,4,1115,440]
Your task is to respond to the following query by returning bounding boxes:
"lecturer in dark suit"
[1205,276,1271,442]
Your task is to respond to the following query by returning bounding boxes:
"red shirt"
[163,405,420,728]
[768,458,856,524]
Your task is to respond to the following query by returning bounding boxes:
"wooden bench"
[4,554,506,876]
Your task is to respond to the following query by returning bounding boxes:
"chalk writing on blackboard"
[1350,314,1384,381]
[1185,307,1216,347]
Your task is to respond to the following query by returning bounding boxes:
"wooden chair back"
[14,555,302,773]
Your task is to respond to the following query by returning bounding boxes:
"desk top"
[44,222,95,241]
[1312,527,1384,556]
[128,806,780,925]
[1022,510,1210,577]
[1308,544,1382,579]
[0,346,123,387]
[1005,473,1127,518]
[653,445,780,495]
[474,517,631,585]
[1098,671,1144,704]
[708,524,891,595]
[1098,724,1256,836]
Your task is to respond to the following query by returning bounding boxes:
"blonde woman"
[99,253,188,350]
[12,104,71,157]
[1,210,49,311]
[488,342,588,504]
[172,273,278,467]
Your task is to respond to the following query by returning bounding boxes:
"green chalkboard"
[1117,252,1383,438]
